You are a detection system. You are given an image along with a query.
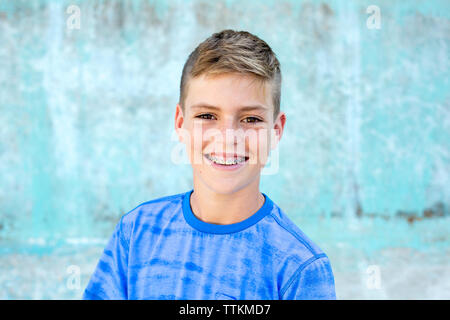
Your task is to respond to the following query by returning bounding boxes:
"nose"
[216,118,245,143]
[219,116,238,131]
[210,118,246,154]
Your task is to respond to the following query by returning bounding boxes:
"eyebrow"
[190,103,268,112]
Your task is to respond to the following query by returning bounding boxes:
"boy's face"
[175,73,285,195]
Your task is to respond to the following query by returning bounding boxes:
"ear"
[174,103,185,143]
[271,111,286,150]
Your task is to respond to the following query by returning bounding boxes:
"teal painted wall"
[0,0,449,299]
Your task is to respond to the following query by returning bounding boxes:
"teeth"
[205,154,246,165]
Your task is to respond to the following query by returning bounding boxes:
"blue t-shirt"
[83,189,336,300]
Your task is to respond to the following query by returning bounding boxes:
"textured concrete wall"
[0,0,449,300]
[0,0,449,248]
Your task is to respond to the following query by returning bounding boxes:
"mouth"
[203,153,249,171]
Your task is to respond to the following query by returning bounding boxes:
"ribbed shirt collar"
[182,189,273,234]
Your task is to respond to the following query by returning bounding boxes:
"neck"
[190,180,265,225]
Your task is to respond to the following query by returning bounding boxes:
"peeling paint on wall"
[0,0,448,250]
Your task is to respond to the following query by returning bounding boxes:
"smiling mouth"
[204,154,249,166]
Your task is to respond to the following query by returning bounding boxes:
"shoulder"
[257,199,331,276]
[118,191,187,242]
[258,201,334,297]
[262,202,327,259]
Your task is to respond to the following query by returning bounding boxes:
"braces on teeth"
[205,154,247,165]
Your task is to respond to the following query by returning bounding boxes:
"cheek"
[192,128,204,152]
[247,128,270,164]
[257,130,270,162]
[182,126,203,165]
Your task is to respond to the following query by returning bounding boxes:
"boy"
[83,29,336,300]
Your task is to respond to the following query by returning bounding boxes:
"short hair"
[179,29,282,120]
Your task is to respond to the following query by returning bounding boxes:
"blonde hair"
[179,29,282,120]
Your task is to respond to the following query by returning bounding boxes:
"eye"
[195,114,262,123]
[243,117,262,124]
[195,113,216,120]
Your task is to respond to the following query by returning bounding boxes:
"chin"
[206,182,242,195]
[205,174,260,195]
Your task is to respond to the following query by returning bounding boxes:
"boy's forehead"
[185,73,272,113]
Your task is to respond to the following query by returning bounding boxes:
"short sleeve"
[82,217,129,300]
[280,255,336,300]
